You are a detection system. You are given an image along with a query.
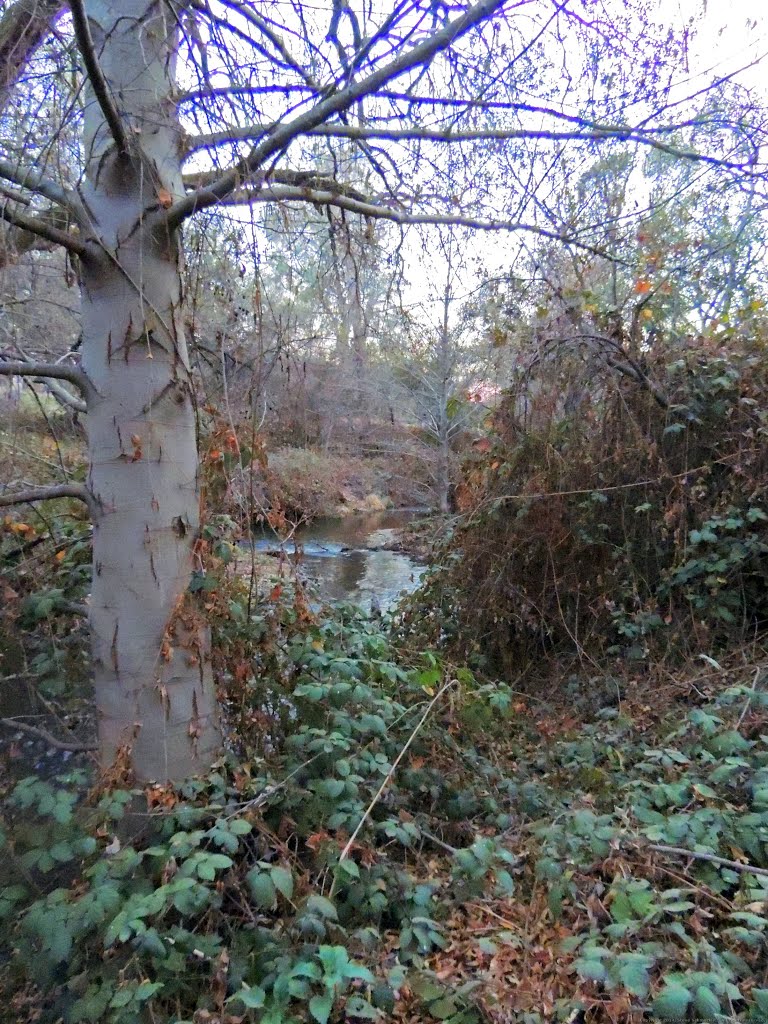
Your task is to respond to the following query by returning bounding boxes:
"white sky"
[680,0,766,95]
[409,0,768,327]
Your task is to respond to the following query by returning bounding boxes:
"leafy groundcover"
[2,602,768,1023]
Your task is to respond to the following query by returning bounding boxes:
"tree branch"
[69,0,129,155]
[215,184,629,263]
[0,483,98,518]
[0,157,78,210]
[185,123,734,172]
[0,717,96,752]
[0,202,88,256]
[0,0,63,115]
[0,359,93,402]
[168,0,509,225]
[34,376,87,413]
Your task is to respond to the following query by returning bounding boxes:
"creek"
[249,509,426,613]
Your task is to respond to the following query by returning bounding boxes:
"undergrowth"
[401,326,768,678]
[2,587,768,1023]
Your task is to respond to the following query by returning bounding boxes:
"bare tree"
[0,0,763,780]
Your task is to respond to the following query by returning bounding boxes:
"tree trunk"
[79,0,220,781]
[436,432,451,514]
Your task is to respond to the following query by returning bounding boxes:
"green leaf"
[228,985,266,1009]
[310,992,334,1024]
[270,865,294,900]
[323,779,346,799]
[693,986,721,1017]
[653,984,692,1019]
[428,996,459,1019]
[134,981,163,1002]
[574,957,606,983]
[228,818,252,835]
[618,958,650,997]
[344,995,382,1019]
[0,885,27,919]
[307,894,339,921]
[337,859,360,880]
[247,869,277,909]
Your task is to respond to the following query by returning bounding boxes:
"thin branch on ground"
[0,716,97,752]
[334,679,457,885]
[647,842,768,879]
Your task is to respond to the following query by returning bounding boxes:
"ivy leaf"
[345,994,383,1019]
[573,957,606,983]
[618,958,650,997]
[229,818,252,835]
[307,894,338,921]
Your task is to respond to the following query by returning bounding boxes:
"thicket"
[3,588,768,1023]
[406,320,768,679]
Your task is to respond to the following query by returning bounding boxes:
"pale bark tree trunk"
[78,0,220,781]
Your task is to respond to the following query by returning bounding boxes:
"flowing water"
[249,509,426,612]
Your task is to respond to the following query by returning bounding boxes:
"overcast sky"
[681,0,766,95]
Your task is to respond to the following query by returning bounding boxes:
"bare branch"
[168,0,510,225]
[0,182,31,205]
[0,0,63,114]
[69,0,129,155]
[0,483,97,518]
[0,203,88,256]
[0,157,79,210]
[217,184,629,263]
[0,717,96,752]
[0,359,93,403]
[182,167,369,202]
[185,123,740,172]
[35,377,88,413]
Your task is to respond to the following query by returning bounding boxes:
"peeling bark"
[78,0,220,781]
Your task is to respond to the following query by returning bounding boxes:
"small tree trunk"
[436,432,451,514]
[79,1,220,781]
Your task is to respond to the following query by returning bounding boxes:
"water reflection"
[250,510,426,612]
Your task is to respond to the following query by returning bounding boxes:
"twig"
[737,666,763,732]
[421,828,458,854]
[334,679,456,878]
[648,842,768,879]
[0,203,88,257]
[0,717,97,752]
